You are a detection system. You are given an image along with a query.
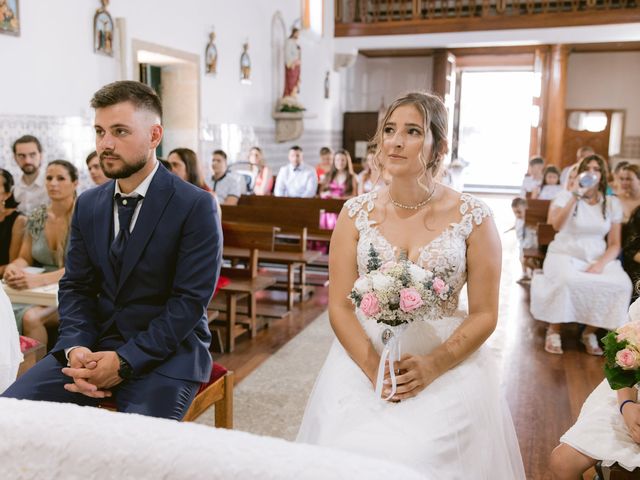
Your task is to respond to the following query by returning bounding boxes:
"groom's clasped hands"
[61,347,123,398]
[381,353,441,402]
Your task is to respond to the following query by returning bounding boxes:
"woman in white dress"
[0,287,22,393]
[531,154,632,355]
[297,92,525,478]
[549,298,640,478]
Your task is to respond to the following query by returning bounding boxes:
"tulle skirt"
[0,288,22,394]
[297,314,525,479]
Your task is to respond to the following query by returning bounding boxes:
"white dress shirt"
[274,163,317,198]
[65,161,159,361]
[13,169,48,215]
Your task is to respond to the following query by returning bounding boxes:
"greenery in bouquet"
[349,243,452,327]
[278,96,306,113]
[603,320,640,390]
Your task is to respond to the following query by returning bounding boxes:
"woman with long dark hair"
[167,148,211,191]
[3,160,78,346]
[531,154,632,355]
[0,169,26,276]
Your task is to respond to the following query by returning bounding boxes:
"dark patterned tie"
[109,193,143,279]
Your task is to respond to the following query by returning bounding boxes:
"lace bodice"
[345,190,492,319]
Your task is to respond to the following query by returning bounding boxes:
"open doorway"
[132,40,200,159]
[457,70,536,192]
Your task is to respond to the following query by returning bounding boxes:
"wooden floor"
[214,195,607,480]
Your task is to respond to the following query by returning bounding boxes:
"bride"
[296,92,525,478]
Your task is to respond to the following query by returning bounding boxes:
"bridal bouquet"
[349,244,452,327]
[603,321,640,390]
[348,244,452,400]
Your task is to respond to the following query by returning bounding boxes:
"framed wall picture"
[0,0,20,36]
[205,31,217,75]
[93,0,114,56]
[240,42,251,84]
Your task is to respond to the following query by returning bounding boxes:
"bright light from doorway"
[458,71,536,190]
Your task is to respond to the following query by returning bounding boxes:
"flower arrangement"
[349,244,451,327]
[603,320,640,390]
[278,95,305,113]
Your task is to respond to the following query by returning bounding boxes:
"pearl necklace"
[388,185,437,210]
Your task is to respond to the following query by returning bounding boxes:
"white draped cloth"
[0,398,426,480]
[560,299,640,471]
[0,287,21,394]
[297,192,525,479]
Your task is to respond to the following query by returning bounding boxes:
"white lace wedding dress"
[297,191,526,479]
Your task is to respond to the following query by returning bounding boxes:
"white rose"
[371,272,394,291]
[408,264,427,283]
[353,276,371,294]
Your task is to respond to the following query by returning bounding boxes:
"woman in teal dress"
[3,160,78,347]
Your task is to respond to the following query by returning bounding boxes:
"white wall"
[566,52,640,136]
[342,55,433,112]
[0,0,338,129]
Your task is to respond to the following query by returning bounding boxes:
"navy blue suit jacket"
[51,164,222,383]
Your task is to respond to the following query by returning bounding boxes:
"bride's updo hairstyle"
[371,91,449,185]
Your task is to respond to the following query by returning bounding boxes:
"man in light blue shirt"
[273,145,318,198]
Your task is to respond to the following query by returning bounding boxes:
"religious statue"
[0,0,19,35]
[283,27,301,98]
[93,0,114,56]
[205,31,218,75]
[240,42,251,83]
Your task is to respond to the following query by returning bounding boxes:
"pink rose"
[432,278,446,296]
[616,321,640,345]
[616,348,640,370]
[399,288,424,313]
[360,292,381,317]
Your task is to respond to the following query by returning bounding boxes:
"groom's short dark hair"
[91,81,162,120]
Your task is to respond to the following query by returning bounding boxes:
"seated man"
[86,150,109,186]
[2,80,222,420]
[211,149,246,205]
[273,145,317,198]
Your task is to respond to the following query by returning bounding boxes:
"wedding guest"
[623,207,640,302]
[549,298,640,479]
[531,154,632,355]
[0,169,27,277]
[273,146,317,198]
[3,160,78,347]
[560,146,595,186]
[357,148,383,195]
[511,197,537,284]
[532,165,563,200]
[611,161,630,197]
[86,151,108,186]
[167,148,211,192]
[563,164,579,191]
[519,156,544,198]
[12,135,49,215]
[320,149,357,200]
[248,146,273,195]
[0,287,21,394]
[211,149,245,205]
[316,147,333,184]
[618,164,640,222]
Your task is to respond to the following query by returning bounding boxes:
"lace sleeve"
[459,194,492,239]
[344,191,377,218]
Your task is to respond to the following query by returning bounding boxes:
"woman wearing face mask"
[531,154,633,355]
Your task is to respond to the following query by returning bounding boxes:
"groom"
[2,81,222,420]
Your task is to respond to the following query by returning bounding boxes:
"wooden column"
[542,44,569,167]
[432,50,448,99]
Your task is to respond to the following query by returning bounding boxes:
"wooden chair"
[595,461,640,479]
[215,221,278,352]
[522,199,553,269]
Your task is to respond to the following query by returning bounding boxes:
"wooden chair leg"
[248,293,257,338]
[287,264,295,310]
[225,293,237,353]
[214,372,234,429]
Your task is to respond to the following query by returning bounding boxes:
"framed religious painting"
[93,0,114,56]
[0,0,20,36]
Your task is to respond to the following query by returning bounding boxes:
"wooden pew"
[238,195,346,214]
[522,199,553,269]
[215,222,278,352]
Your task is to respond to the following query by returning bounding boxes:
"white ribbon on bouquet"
[374,325,406,401]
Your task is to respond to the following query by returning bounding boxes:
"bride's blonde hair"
[371,92,449,189]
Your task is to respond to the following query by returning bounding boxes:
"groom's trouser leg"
[114,371,199,421]
[1,354,99,407]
